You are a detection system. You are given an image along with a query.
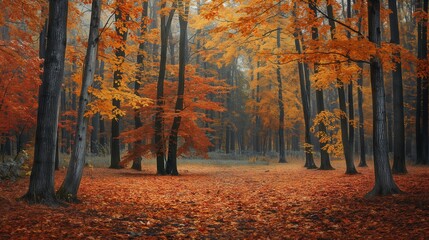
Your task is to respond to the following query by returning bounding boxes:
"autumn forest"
[0,0,428,238]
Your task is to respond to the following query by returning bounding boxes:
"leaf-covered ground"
[1,159,428,239]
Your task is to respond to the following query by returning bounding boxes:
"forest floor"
[0,158,428,239]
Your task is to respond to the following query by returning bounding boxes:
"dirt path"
[1,160,428,239]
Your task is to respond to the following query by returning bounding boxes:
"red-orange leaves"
[120,66,229,165]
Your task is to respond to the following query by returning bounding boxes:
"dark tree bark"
[21,0,68,205]
[154,2,175,175]
[91,58,100,155]
[166,0,189,176]
[421,0,429,165]
[389,0,407,174]
[110,0,129,169]
[346,0,356,170]
[366,0,401,197]
[91,113,100,154]
[293,24,316,169]
[309,1,331,169]
[132,0,149,171]
[276,27,286,163]
[416,0,428,165]
[355,0,366,167]
[326,1,357,174]
[98,60,106,149]
[55,132,60,171]
[357,62,367,167]
[57,0,101,202]
[70,88,77,152]
[254,61,262,153]
[16,128,28,154]
[60,89,67,153]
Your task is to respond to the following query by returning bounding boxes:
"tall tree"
[309,1,331,170]
[389,0,407,173]
[292,10,316,169]
[166,0,190,175]
[416,0,428,165]
[346,0,356,172]
[21,0,68,204]
[366,0,401,197]
[132,0,150,171]
[110,0,129,169]
[154,0,176,175]
[57,0,101,201]
[276,26,286,163]
[98,60,107,149]
[357,63,367,167]
[326,1,358,174]
[354,0,367,167]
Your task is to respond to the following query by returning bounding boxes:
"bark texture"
[22,0,68,205]
[166,0,189,175]
[389,0,407,174]
[57,0,101,202]
[366,0,401,197]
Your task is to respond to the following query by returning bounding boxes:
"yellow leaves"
[311,110,345,157]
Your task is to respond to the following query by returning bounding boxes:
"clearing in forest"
[1,160,428,239]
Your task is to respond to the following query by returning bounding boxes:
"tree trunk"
[366,0,401,197]
[276,27,286,163]
[346,0,356,169]
[91,113,100,154]
[110,0,129,169]
[338,82,358,174]
[59,88,66,153]
[21,0,68,205]
[91,58,100,155]
[155,2,175,175]
[166,0,189,176]
[357,62,367,167]
[98,60,106,149]
[309,1,331,169]
[389,0,407,174]
[293,25,316,169]
[132,0,149,171]
[57,0,101,202]
[254,61,261,153]
[416,0,428,165]
[348,83,355,159]
[55,131,60,170]
[326,2,358,174]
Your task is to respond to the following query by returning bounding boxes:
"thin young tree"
[415,0,428,165]
[309,0,331,170]
[357,63,367,167]
[276,25,286,163]
[110,0,129,169]
[366,0,401,197]
[166,0,190,175]
[292,5,316,169]
[132,0,149,171]
[21,0,68,205]
[389,0,407,174]
[354,0,367,167]
[154,0,176,174]
[56,0,101,202]
[326,1,358,174]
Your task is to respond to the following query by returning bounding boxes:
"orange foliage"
[120,66,229,164]
[0,0,44,142]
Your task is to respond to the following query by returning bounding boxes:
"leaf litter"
[0,160,428,239]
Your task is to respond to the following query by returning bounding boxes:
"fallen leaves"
[0,160,428,239]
